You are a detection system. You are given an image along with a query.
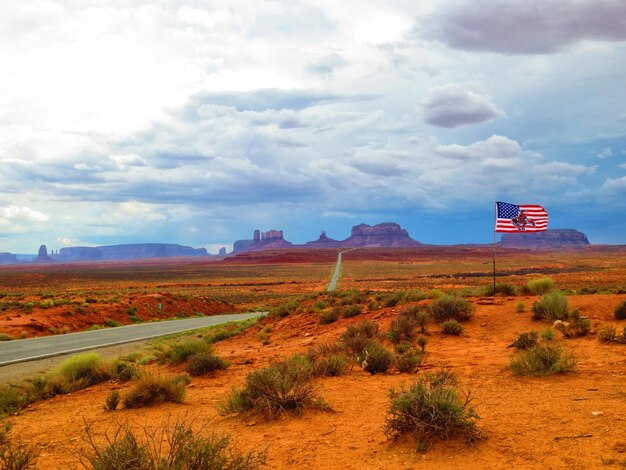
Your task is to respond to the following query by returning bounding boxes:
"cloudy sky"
[1,0,626,253]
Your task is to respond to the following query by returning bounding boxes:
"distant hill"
[499,229,590,248]
[58,243,208,261]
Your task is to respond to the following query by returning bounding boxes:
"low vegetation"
[441,319,464,335]
[219,355,326,419]
[186,348,230,376]
[361,342,394,375]
[122,373,188,409]
[429,295,474,323]
[384,368,482,452]
[526,277,555,295]
[0,427,37,470]
[82,419,266,470]
[511,331,538,350]
[597,325,626,344]
[509,344,576,376]
[615,300,626,320]
[531,291,569,321]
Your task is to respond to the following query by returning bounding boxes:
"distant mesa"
[218,247,227,256]
[233,229,293,253]
[235,222,422,253]
[33,245,55,263]
[0,252,18,265]
[499,229,590,248]
[58,243,208,261]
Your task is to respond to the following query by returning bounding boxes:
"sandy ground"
[3,294,626,469]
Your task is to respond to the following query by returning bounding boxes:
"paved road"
[0,312,264,366]
[327,249,355,292]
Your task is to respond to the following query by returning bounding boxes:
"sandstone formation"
[218,247,227,256]
[0,252,18,264]
[342,223,422,247]
[33,245,54,263]
[233,229,293,253]
[58,243,207,261]
[305,230,342,248]
[499,229,590,248]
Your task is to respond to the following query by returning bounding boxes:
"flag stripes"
[495,201,548,233]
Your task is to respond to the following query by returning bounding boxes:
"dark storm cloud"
[419,0,626,54]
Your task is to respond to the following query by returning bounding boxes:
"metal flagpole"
[493,202,497,295]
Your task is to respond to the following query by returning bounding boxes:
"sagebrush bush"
[164,338,209,363]
[219,355,324,419]
[319,309,339,324]
[104,390,120,411]
[0,439,38,470]
[186,349,229,376]
[483,283,517,296]
[313,354,349,377]
[596,325,624,344]
[361,342,394,375]
[441,320,464,336]
[509,344,576,376]
[541,327,555,341]
[340,321,379,356]
[615,300,626,320]
[82,419,266,470]
[395,348,423,373]
[429,295,474,323]
[384,368,482,452]
[388,314,417,344]
[342,305,363,318]
[515,302,526,313]
[0,387,22,417]
[511,331,538,350]
[531,291,569,321]
[110,360,137,382]
[122,373,187,408]
[527,277,555,295]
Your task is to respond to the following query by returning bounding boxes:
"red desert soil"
[4,294,626,469]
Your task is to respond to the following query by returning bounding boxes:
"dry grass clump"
[387,306,427,343]
[597,325,626,344]
[0,424,38,470]
[340,321,379,357]
[122,372,187,409]
[511,331,538,350]
[526,277,555,295]
[441,320,464,336]
[319,308,339,324]
[82,419,266,470]
[219,355,326,419]
[531,291,569,321]
[384,368,482,452]
[394,343,424,373]
[615,300,626,320]
[428,295,474,323]
[163,338,209,363]
[483,283,517,296]
[509,344,576,376]
[186,348,230,376]
[361,342,394,375]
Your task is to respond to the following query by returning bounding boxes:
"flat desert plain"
[1,246,626,469]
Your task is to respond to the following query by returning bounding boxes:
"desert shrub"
[615,300,626,320]
[483,283,517,296]
[384,368,482,452]
[319,309,339,324]
[104,319,122,327]
[515,302,526,313]
[511,331,538,350]
[219,355,323,419]
[395,348,423,373]
[429,295,474,323]
[314,300,326,310]
[256,326,272,345]
[383,293,402,308]
[342,305,363,318]
[567,309,590,337]
[388,315,416,344]
[416,336,428,352]
[110,361,137,382]
[0,387,22,417]
[55,353,110,386]
[340,320,379,356]
[414,311,430,334]
[82,419,266,470]
[509,344,576,376]
[186,349,229,376]
[527,277,555,295]
[597,325,617,343]
[122,373,187,409]
[0,333,13,342]
[541,327,555,341]
[313,354,349,377]
[368,300,380,311]
[441,320,464,336]
[165,338,209,363]
[361,342,394,375]
[531,291,569,321]
[104,391,121,411]
[0,440,38,470]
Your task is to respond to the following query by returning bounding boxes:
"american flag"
[495,201,548,233]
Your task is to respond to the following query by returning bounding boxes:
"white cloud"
[421,83,504,128]
[434,135,521,160]
[597,147,613,158]
[0,205,49,222]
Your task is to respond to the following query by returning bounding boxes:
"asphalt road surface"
[0,312,264,367]
[327,249,356,292]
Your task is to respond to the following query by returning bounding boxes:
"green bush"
[388,315,417,344]
[531,291,569,321]
[313,354,349,377]
[219,355,323,419]
[104,319,122,327]
[527,277,555,295]
[340,321,379,356]
[0,387,22,417]
[429,295,474,323]
[55,353,109,385]
[342,305,363,318]
[483,283,517,296]
[0,333,12,342]
[319,309,339,324]
[104,390,121,411]
[362,342,394,375]
[164,339,209,363]
[615,300,626,320]
[597,325,617,343]
[515,302,526,313]
[82,419,265,470]
[564,309,590,337]
[395,348,423,373]
[511,331,538,350]
[441,320,464,336]
[509,344,576,376]
[122,373,187,408]
[111,360,138,382]
[186,350,229,376]
[541,328,555,341]
[384,368,482,452]
[416,336,428,352]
